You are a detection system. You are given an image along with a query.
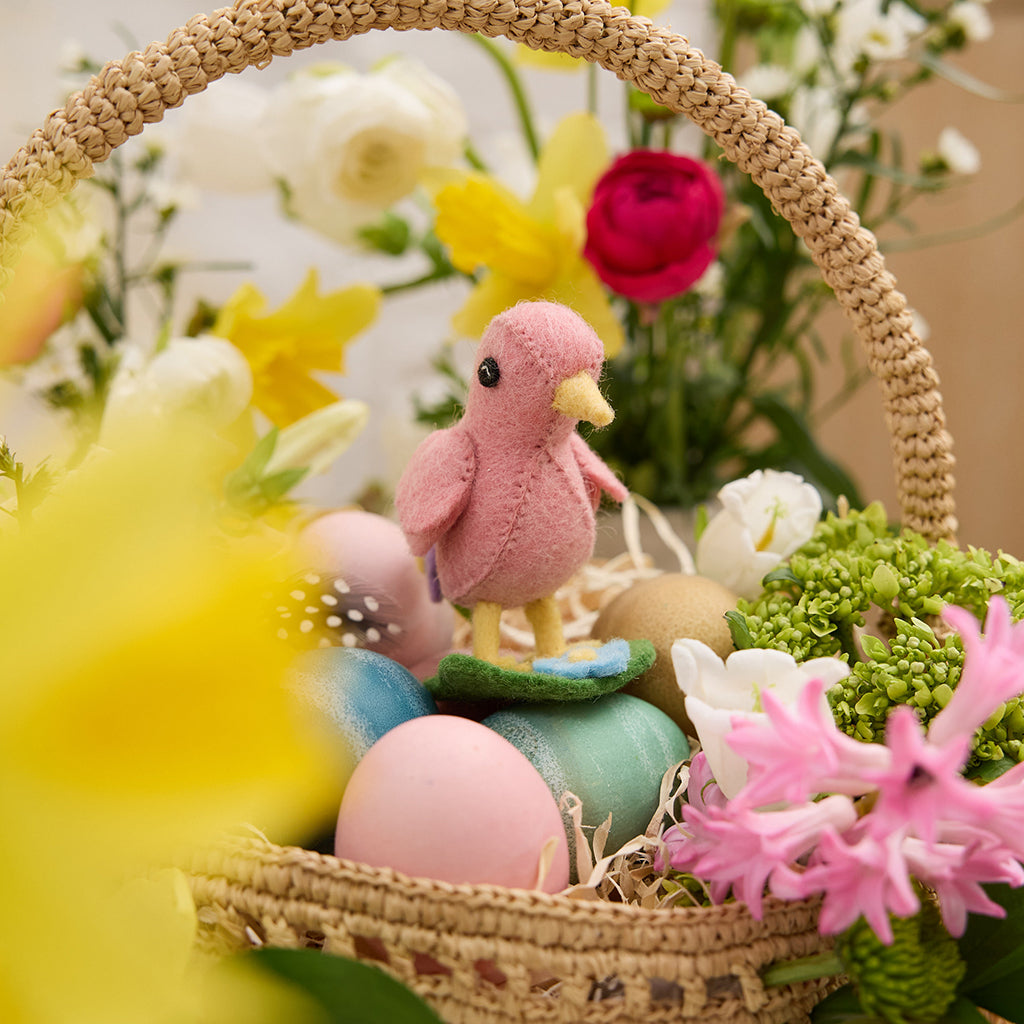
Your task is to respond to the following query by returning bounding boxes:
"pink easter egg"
[334,715,570,892]
[297,509,454,678]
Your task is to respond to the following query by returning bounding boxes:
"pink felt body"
[395,303,627,609]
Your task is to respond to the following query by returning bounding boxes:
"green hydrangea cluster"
[836,900,965,1024]
[728,503,1024,768]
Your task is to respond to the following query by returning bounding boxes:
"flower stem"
[470,35,541,162]
[762,950,845,988]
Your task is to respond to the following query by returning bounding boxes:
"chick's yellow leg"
[526,595,566,659]
[471,601,503,663]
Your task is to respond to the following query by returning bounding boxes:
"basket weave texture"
[0,1,962,1021]
[187,837,834,1023]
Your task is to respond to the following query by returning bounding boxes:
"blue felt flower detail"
[532,638,631,678]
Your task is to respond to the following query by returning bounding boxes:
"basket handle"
[0,0,956,541]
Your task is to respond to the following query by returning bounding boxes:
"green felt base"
[424,639,656,703]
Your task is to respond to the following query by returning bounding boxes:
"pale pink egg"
[296,509,454,678]
[335,715,570,892]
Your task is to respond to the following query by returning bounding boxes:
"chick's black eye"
[477,357,501,388]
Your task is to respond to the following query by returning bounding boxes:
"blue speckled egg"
[289,648,438,785]
[483,693,689,877]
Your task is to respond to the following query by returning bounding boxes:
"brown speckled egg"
[591,573,738,733]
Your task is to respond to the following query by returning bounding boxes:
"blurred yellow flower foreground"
[0,415,337,1024]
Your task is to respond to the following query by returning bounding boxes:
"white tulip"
[264,400,370,478]
[696,469,822,600]
[101,335,253,440]
[671,638,850,798]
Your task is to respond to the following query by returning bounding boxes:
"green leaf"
[751,394,864,509]
[249,947,444,1024]
[917,51,1024,103]
[693,503,709,544]
[761,566,803,588]
[259,467,309,504]
[244,428,281,478]
[830,150,945,190]
[940,996,998,1023]
[810,984,878,1023]
[957,884,1024,1008]
[966,756,1017,783]
[726,609,755,650]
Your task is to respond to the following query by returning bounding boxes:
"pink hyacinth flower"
[932,597,1024,747]
[902,830,1024,936]
[668,795,858,918]
[727,678,890,809]
[861,705,981,845]
[798,825,922,944]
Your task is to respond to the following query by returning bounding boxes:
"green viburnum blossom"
[728,503,1024,768]
[836,900,965,1024]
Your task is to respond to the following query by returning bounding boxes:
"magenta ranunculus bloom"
[583,149,725,304]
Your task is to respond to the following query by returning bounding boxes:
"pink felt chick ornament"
[396,302,627,664]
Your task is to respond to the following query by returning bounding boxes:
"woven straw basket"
[0,1,959,1021]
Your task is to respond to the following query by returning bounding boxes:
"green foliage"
[0,438,55,525]
[957,885,1024,1020]
[732,504,1024,767]
[249,948,443,1024]
[223,429,309,519]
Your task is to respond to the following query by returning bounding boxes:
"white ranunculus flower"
[938,126,981,175]
[263,59,467,243]
[696,469,823,600]
[101,336,253,441]
[264,400,370,478]
[671,638,850,798]
[171,76,274,193]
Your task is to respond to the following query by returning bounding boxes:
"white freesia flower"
[264,400,370,478]
[788,85,844,158]
[938,126,981,175]
[740,64,794,102]
[835,0,927,70]
[696,469,823,600]
[263,59,467,243]
[101,335,253,441]
[671,638,850,798]
[947,1,993,43]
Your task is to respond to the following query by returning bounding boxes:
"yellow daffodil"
[0,412,337,1024]
[515,0,671,70]
[433,113,623,356]
[213,270,380,427]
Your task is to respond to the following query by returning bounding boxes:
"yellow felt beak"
[551,370,614,428]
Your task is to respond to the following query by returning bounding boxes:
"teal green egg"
[482,693,689,879]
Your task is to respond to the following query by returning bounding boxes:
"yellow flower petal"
[527,112,610,224]
[633,0,672,17]
[214,271,380,426]
[435,175,558,285]
[548,261,625,358]
[451,273,538,339]
[0,412,338,1024]
[0,421,336,851]
[514,45,586,72]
